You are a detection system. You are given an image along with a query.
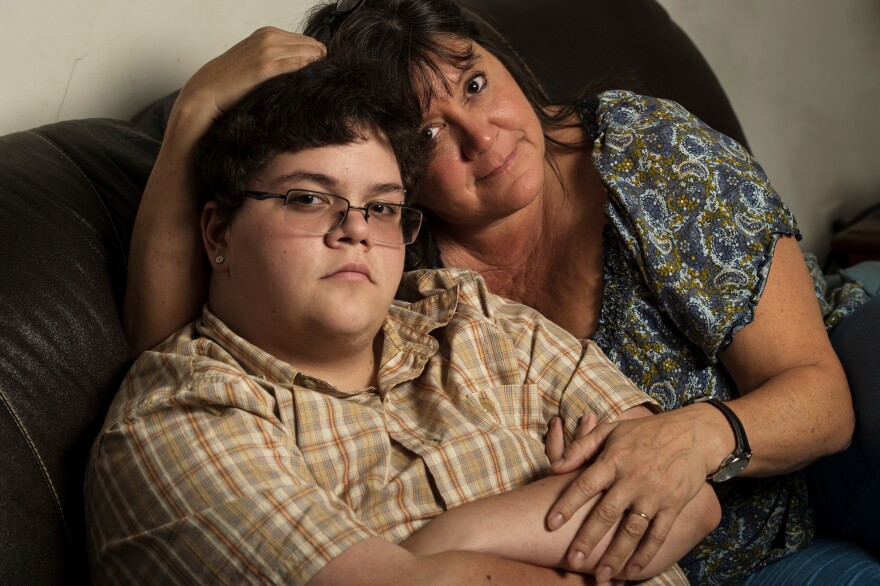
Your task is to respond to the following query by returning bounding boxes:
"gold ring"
[629,510,651,522]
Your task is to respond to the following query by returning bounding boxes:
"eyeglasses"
[312,0,366,44]
[243,189,423,246]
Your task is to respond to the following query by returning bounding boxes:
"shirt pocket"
[466,384,547,439]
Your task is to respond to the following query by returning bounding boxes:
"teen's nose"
[326,207,373,247]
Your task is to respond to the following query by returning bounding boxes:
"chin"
[316,306,386,339]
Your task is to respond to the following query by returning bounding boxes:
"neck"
[209,288,384,393]
[433,155,573,283]
[278,330,383,393]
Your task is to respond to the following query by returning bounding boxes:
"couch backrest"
[0,121,158,584]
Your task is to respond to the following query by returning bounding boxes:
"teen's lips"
[476,146,517,182]
[326,262,372,281]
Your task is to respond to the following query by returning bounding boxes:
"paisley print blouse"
[586,91,806,583]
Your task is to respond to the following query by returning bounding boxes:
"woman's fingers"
[547,453,616,531]
[549,421,611,474]
[547,409,719,579]
[624,507,678,578]
[175,27,326,131]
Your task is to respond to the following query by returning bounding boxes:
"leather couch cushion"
[0,120,158,583]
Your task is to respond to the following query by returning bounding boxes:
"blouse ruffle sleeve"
[591,91,800,361]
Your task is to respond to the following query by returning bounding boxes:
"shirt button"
[479,396,496,415]
[301,379,317,390]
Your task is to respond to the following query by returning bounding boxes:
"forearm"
[123,98,209,354]
[401,469,718,579]
[716,237,854,476]
[310,536,592,586]
[723,361,852,475]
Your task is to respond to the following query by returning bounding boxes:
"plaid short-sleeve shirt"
[86,268,685,584]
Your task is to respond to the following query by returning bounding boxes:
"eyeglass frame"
[311,0,366,45]
[242,188,423,246]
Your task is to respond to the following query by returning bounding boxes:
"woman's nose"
[456,116,496,160]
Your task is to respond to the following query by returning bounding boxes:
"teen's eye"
[366,202,401,218]
[287,191,332,209]
[465,73,487,97]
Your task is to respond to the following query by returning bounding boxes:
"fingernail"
[550,417,559,428]
[628,565,642,577]
[597,565,613,581]
[570,550,585,569]
[551,456,565,467]
[548,513,565,530]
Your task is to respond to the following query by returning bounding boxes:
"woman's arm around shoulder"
[124,28,325,354]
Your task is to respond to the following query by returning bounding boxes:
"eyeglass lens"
[283,191,421,245]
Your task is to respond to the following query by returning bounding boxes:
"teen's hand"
[545,413,598,464]
[546,405,720,581]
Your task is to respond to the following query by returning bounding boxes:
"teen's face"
[417,41,546,227]
[204,131,406,356]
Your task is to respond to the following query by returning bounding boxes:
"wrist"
[685,397,752,482]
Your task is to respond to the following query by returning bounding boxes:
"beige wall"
[1,1,313,135]
[656,0,880,257]
[4,0,878,257]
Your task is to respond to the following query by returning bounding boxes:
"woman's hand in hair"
[173,27,327,140]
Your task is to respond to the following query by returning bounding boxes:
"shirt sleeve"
[85,351,376,584]
[592,91,799,360]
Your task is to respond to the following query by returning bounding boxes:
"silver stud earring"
[215,255,225,265]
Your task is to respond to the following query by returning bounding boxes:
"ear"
[201,201,231,272]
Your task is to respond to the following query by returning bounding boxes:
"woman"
[124,1,878,582]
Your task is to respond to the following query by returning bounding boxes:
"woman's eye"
[422,125,442,141]
[465,74,487,97]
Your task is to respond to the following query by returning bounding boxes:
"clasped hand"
[544,406,719,582]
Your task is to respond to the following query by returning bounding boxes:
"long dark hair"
[302,0,588,153]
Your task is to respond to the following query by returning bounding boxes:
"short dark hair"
[196,58,427,219]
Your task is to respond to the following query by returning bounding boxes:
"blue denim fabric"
[809,294,880,554]
[740,537,880,585]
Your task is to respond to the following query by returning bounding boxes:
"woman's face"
[417,41,546,228]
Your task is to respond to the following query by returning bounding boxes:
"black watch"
[686,396,752,482]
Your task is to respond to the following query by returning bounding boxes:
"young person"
[85,58,720,585]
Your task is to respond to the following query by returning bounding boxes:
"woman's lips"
[477,146,517,182]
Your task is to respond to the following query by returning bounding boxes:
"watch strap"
[685,396,752,480]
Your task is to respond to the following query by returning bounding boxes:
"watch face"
[713,457,750,482]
